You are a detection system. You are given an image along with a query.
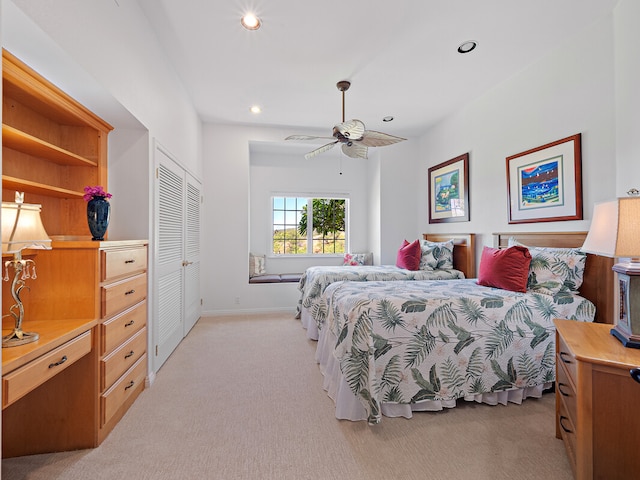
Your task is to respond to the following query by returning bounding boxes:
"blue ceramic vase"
[87,196,110,241]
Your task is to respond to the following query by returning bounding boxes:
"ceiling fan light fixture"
[285,81,406,160]
[457,40,477,54]
[241,13,261,30]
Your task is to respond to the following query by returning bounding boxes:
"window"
[272,196,348,255]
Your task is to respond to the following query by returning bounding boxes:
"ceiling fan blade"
[285,134,334,141]
[358,130,406,147]
[341,142,368,159]
[304,141,338,159]
[334,119,365,141]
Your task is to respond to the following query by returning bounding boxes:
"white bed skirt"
[315,323,551,423]
[300,307,319,340]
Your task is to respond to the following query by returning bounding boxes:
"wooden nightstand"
[554,319,640,480]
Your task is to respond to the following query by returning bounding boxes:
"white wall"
[108,129,150,240]
[378,139,421,264]
[203,124,296,314]
[418,12,617,262]
[249,145,372,273]
[614,0,640,193]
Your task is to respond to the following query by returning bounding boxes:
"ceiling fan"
[285,80,406,160]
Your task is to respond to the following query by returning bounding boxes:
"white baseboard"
[201,307,297,317]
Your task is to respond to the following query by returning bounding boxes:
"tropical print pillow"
[508,238,587,295]
[343,253,373,266]
[419,239,454,271]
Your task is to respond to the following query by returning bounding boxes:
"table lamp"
[2,192,52,347]
[581,190,640,347]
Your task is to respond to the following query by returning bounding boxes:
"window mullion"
[306,198,313,253]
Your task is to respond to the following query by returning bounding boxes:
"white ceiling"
[137,0,620,139]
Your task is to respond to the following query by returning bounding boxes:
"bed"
[297,233,476,340]
[315,231,614,424]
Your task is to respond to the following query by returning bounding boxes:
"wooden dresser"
[2,240,148,457]
[554,319,640,480]
[98,242,148,443]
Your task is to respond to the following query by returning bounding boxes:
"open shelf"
[2,124,98,167]
[2,175,84,199]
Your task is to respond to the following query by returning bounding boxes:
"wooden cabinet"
[98,243,148,441]
[554,320,640,480]
[1,50,148,456]
[2,48,112,236]
[2,318,98,458]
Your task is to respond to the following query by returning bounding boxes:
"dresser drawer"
[101,273,147,319]
[101,246,148,283]
[101,300,146,355]
[556,333,577,385]
[3,330,92,408]
[101,327,147,391]
[558,394,577,475]
[101,354,146,426]
[556,354,578,426]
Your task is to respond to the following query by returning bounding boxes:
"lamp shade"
[581,197,640,258]
[1,201,52,254]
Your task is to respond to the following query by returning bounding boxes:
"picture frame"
[428,153,470,223]
[506,133,582,224]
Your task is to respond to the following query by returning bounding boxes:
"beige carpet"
[2,313,573,480]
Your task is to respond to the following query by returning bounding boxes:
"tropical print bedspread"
[322,278,595,424]
[297,265,464,327]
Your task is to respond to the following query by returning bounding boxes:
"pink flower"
[83,185,112,202]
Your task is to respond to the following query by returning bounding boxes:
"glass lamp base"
[2,328,39,348]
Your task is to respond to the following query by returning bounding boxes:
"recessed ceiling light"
[457,40,477,54]
[241,13,261,30]
[250,105,261,114]
[382,116,394,122]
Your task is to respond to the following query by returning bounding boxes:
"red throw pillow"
[477,245,531,292]
[396,239,421,271]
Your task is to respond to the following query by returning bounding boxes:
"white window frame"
[270,193,350,256]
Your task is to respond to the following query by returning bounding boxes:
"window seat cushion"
[249,273,302,284]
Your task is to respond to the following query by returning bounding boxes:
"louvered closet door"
[155,148,185,370]
[183,173,201,335]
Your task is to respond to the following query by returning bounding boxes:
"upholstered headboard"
[494,232,614,324]
[423,233,476,279]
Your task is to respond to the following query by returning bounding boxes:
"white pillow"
[249,253,266,277]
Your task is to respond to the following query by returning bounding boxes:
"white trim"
[202,307,297,317]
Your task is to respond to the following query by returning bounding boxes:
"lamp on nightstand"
[1,192,51,347]
[581,189,640,348]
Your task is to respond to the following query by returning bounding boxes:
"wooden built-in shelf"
[2,175,84,199]
[2,124,98,167]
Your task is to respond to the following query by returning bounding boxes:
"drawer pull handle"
[125,289,135,295]
[559,415,573,434]
[631,368,640,384]
[558,382,572,397]
[124,350,135,359]
[48,355,68,368]
[559,351,573,364]
[124,380,135,391]
[125,320,135,327]
[125,259,136,264]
